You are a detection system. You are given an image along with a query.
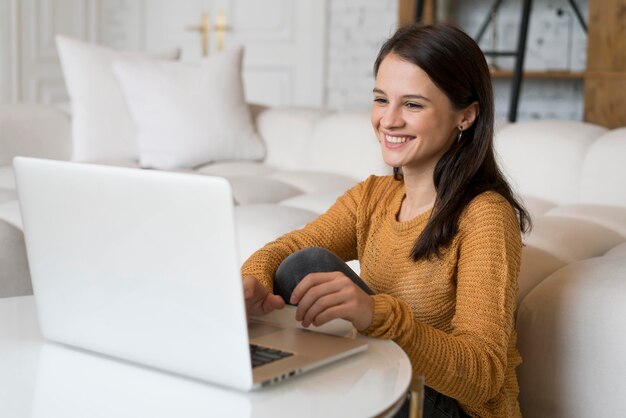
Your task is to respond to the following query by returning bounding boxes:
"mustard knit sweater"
[241,175,523,418]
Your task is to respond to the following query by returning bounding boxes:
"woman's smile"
[384,134,415,144]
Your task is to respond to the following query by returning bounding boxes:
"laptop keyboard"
[249,344,294,368]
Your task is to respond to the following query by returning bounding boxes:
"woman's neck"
[397,166,437,221]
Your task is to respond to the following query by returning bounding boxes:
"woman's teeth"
[385,135,413,144]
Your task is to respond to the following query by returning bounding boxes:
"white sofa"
[1,103,625,417]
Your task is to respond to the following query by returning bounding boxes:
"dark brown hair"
[374,23,531,261]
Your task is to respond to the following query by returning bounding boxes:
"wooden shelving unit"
[583,0,626,129]
[490,70,584,80]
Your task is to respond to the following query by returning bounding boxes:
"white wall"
[0,0,326,108]
[325,0,397,110]
[0,0,18,102]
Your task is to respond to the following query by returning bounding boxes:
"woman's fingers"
[263,292,285,313]
[290,272,337,305]
[309,305,346,327]
[242,275,284,317]
[293,271,373,330]
[242,275,257,299]
[293,272,345,321]
[300,292,344,327]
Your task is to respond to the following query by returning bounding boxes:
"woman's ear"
[459,101,479,130]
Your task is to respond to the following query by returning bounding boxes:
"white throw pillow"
[55,36,180,162]
[112,47,265,169]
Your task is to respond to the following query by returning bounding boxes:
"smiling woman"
[371,52,478,215]
[241,23,530,418]
[372,23,530,260]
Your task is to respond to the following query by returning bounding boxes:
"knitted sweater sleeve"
[361,194,522,407]
[240,179,365,291]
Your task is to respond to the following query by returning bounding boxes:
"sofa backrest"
[0,104,72,165]
[255,107,388,181]
[258,108,626,209]
[254,106,330,171]
[494,120,609,206]
[579,128,626,207]
[306,111,389,180]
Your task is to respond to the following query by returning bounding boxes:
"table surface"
[0,295,412,418]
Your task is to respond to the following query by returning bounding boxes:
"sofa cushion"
[604,242,626,258]
[197,164,357,205]
[517,256,626,418]
[545,204,626,238]
[0,190,16,205]
[0,166,16,206]
[307,111,388,180]
[516,245,566,305]
[279,191,348,214]
[519,195,557,219]
[268,170,357,194]
[56,36,180,162]
[197,163,343,205]
[0,220,31,298]
[227,177,302,205]
[0,166,15,191]
[495,120,607,205]
[195,161,276,177]
[0,104,72,165]
[112,47,265,169]
[580,128,626,207]
[254,108,390,180]
[235,204,318,263]
[524,216,624,263]
[0,201,21,230]
[255,107,331,171]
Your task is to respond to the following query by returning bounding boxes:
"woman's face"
[371,53,466,175]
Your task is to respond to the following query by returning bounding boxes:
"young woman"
[242,23,530,418]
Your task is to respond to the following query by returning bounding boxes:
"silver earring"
[457,127,463,143]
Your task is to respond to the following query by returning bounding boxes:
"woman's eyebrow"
[372,88,431,102]
[403,94,431,102]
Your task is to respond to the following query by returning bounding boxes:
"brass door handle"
[186,13,210,56]
[186,11,230,56]
[215,11,231,52]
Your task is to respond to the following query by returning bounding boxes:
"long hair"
[374,23,531,261]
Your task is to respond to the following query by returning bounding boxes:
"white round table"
[0,295,412,418]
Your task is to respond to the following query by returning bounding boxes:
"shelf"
[585,71,626,79]
[490,69,585,80]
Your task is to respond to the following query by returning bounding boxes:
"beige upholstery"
[494,120,607,205]
[0,104,72,165]
[0,220,31,297]
[580,128,626,207]
[517,255,626,417]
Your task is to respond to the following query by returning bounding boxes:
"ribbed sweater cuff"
[362,294,393,336]
[240,266,273,292]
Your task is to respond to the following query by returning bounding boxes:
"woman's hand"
[242,275,285,318]
[290,272,374,331]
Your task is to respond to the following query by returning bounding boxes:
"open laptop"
[13,157,367,391]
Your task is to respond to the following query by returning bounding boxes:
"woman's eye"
[406,102,422,109]
[373,97,388,105]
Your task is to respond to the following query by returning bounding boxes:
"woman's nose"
[380,106,404,129]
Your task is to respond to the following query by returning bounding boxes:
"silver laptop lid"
[14,157,254,390]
